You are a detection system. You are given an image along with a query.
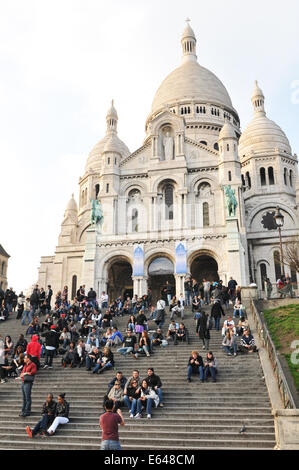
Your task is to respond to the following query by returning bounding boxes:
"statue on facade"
[222,185,238,217]
[91,199,104,228]
[163,132,174,160]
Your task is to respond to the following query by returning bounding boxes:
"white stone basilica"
[38,22,299,301]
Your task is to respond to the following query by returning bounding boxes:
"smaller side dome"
[219,120,237,140]
[66,194,78,213]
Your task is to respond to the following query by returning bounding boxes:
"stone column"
[175,274,186,299]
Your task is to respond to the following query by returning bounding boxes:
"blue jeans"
[214,317,220,331]
[187,365,204,381]
[155,388,163,405]
[21,310,32,325]
[204,366,217,381]
[101,439,122,450]
[167,294,172,306]
[117,347,133,356]
[233,309,244,318]
[124,396,138,414]
[22,382,33,415]
[185,291,191,306]
[137,397,153,415]
[223,343,237,354]
[93,362,112,373]
[33,414,53,435]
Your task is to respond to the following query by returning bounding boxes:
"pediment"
[120,141,151,171]
[185,138,219,165]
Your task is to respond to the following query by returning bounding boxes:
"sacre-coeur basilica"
[37,21,299,302]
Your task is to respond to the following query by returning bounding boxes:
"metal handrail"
[251,299,297,409]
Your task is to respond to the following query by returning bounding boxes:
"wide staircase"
[0,306,276,450]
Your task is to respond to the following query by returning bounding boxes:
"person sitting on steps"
[187,350,204,383]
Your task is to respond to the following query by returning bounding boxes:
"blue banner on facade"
[175,242,187,274]
[133,245,144,276]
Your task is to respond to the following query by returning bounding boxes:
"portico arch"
[105,255,133,301]
[188,250,220,285]
[146,252,176,304]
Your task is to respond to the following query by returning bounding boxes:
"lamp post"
[274,206,285,277]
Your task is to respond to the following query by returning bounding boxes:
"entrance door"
[148,257,176,305]
[190,254,219,284]
[107,259,133,301]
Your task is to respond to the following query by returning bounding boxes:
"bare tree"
[274,237,299,274]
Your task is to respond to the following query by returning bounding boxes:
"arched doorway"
[190,254,219,284]
[107,258,133,301]
[148,256,176,304]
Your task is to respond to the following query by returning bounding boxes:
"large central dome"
[151,60,233,114]
[149,21,237,123]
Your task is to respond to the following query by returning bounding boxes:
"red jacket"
[21,361,37,382]
[26,335,41,360]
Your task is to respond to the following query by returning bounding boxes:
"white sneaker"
[129,413,134,418]
[135,413,141,419]
[147,414,151,419]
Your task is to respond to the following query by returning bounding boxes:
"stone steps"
[0,307,276,450]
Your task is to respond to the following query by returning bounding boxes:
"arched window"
[260,264,267,291]
[241,174,246,190]
[106,184,109,193]
[260,168,266,186]
[95,184,100,199]
[268,167,275,185]
[289,170,293,187]
[200,141,207,146]
[132,209,138,232]
[246,172,251,189]
[214,143,219,151]
[71,275,77,300]
[273,251,282,281]
[284,168,288,185]
[203,202,209,227]
[227,144,230,151]
[164,184,174,220]
[228,171,232,182]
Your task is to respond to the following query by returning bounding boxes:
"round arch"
[145,250,176,305]
[105,254,133,302]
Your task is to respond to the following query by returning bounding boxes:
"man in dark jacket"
[187,351,204,383]
[145,368,164,407]
[211,299,225,331]
[41,326,59,369]
[87,288,97,308]
[26,393,57,437]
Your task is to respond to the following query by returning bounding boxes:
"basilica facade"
[38,22,299,301]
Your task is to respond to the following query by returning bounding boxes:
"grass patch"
[264,304,299,392]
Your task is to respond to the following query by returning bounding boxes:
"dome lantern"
[251,80,266,116]
[106,99,118,135]
[181,18,197,64]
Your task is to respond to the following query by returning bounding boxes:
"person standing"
[20,355,37,417]
[203,279,211,305]
[41,325,59,369]
[99,399,125,450]
[184,277,192,306]
[46,285,53,313]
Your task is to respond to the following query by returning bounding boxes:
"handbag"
[23,374,34,383]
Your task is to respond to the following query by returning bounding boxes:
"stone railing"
[251,298,297,409]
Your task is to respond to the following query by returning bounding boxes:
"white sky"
[0,0,298,293]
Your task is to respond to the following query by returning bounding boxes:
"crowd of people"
[0,276,261,447]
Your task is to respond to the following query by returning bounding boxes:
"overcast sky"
[0,0,298,293]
